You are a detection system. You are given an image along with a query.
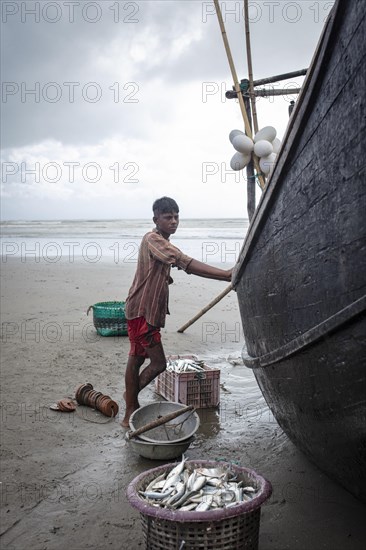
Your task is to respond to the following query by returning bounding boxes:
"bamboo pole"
[253,69,307,87]
[213,0,265,189]
[226,87,301,99]
[254,88,302,97]
[177,284,233,333]
[244,0,259,134]
[244,95,256,221]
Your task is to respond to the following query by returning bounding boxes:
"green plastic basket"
[87,301,128,337]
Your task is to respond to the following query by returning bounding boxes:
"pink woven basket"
[127,460,272,550]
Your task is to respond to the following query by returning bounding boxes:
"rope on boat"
[242,294,366,368]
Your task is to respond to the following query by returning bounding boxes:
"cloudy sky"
[1,0,335,220]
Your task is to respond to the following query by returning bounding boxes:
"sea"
[0,218,249,265]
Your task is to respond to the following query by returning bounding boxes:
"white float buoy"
[232,134,254,154]
[272,137,282,154]
[229,129,245,144]
[230,151,251,171]
[259,153,277,175]
[254,126,277,143]
[254,140,274,158]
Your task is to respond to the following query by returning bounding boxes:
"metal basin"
[129,401,200,444]
[129,436,194,460]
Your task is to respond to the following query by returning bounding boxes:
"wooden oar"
[126,405,195,440]
[177,284,233,333]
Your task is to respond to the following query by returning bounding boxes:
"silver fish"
[192,476,207,492]
[145,472,166,493]
[206,477,225,488]
[220,490,236,505]
[167,359,205,373]
[180,502,198,511]
[165,482,186,506]
[171,489,200,509]
[196,468,226,478]
[167,454,187,479]
[187,491,205,504]
[235,487,243,502]
[150,479,167,491]
[226,501,241,508]
[201,485,220,495]
[139,486,175,500]
[196,495,213,512]
[139,462,256,511]
[162,472,181,493]
[187,471,197,491]
[182,469,190,485]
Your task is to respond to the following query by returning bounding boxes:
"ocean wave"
[0,218,249,241]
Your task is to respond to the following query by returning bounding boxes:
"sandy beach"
[1,256,365,550]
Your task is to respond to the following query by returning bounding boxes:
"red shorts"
[127,317,161,357]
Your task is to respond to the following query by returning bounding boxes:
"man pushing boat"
[121,196,232,427]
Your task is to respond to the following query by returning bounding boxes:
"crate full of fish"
[127,458,272,550]
[155,355,220,408]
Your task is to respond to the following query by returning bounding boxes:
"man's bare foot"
[120,393,128,427]
[120,404,139,428]
[120,416,130,428]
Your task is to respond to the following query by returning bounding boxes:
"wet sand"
[1,257,365,549]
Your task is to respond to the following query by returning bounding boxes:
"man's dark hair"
[153,197,179,216]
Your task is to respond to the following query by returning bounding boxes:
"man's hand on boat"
[187,259,233,283]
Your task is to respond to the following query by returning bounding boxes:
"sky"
[1,0,335,220]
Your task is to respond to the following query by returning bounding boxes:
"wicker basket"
[127,460,272,550]
[87,301,127,337]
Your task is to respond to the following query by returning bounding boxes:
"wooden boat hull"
[243,314,366,502]
[233,0,366,501]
